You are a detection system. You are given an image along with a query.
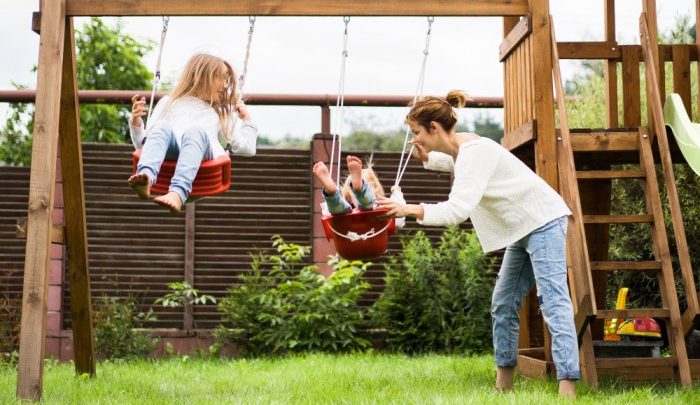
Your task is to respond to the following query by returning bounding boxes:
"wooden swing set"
[17,0,700,401]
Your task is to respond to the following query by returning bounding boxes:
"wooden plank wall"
[0,143,503,332]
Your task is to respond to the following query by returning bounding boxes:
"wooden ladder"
[550,16,692,388]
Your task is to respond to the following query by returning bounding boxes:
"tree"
[0,18,153,165]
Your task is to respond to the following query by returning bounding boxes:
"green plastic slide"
[663,93,700,176]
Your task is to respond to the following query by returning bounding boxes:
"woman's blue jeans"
[136,121,212,203]
[491,216,581,380]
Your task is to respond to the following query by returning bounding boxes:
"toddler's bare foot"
[154,191,183,213]
[347,155,363,192]
[128,173,151,199]
[313,161,337,195]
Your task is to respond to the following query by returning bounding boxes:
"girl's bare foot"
[313,161,337,195]
[153,191,183,213]
[128,173,151,199]
[347,155,363,192]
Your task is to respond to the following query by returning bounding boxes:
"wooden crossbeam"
[499,15,531,61]
[64,0,529,16]
[501,120,536,151]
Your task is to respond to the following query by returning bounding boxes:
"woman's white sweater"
[418,137,571,253]
[129,95,258,158]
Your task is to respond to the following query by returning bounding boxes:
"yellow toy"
[604,287,661,341]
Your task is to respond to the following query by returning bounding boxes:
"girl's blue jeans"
[323,180,375,215]
[136,121,212,203]
[491,215,581,381]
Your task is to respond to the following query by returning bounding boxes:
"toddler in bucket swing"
[127,53,258,213]
[313,155,406,230]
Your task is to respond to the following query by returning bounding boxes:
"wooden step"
[583,215,654,224]
[597,309,670,319]
[590,260,662,271]
[570,130,639,152]
[576,169,646,180]
[596,357,676,369]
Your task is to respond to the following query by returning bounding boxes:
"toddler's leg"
[313,161,351,215]
[347,156,375,210]
[154,126,210,213]
[129,121,177,199]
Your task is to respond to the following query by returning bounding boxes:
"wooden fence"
[1,141,502,334]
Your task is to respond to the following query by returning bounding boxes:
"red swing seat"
[322,208,396,260]
[132,149,232,197]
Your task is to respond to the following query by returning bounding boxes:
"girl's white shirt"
[129,95,257,158]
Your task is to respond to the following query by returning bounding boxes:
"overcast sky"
[0,1,696,140]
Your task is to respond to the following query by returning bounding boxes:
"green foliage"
[93,295,158,360]
[155,281,217,308]
[371,227,495,354]
[0,18,153,165]
[215,236,371,356]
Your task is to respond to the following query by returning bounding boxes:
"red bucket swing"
[320,17,434,261]
[131,16,256,200]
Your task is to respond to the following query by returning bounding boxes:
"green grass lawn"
[1,353,699,404]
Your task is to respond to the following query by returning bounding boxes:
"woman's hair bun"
[445,90,470,109]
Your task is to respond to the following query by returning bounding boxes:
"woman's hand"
[376,197,423,219]
[410,141,429,162]
[130,94,147,127]
[235,101,251,122]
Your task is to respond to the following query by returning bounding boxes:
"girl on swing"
[376,90,579,399]
[128,53,258,212]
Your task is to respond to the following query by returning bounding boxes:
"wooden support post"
[604,0,618,127]
[529,0,558,366]
[550,15,598,388]
[60,16,96,378]
[643,0,659,136]
[184,203,195,330]
[16,0,66,401]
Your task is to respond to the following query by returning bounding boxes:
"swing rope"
[329,16,351,190]
[226,16,257,153]
[327,220,393,242]
[145,16,170,131]
[395,16,434,187]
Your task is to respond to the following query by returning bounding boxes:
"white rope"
[330,16,351,190]
[326,220,392,242]
[395,16,434,186]
[226,16,256,150]
[146,16,170,126]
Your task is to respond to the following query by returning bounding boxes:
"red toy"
[132,149,231,198]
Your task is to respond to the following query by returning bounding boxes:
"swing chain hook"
[248,16,256,32]
[343,16,351,34]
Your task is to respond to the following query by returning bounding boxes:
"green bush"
[215,236,371,356]
[371,227,496,355]
[93,295,157,360]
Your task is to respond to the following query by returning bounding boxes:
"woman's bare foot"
[153,191,183,213]
[313,161,337,195]
[128,173,151,199]
[558,380,576,400]
[347,155,363,192]
[495,366,514,392]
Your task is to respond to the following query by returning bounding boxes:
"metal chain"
[395,16,434,186]
[226,16,257,148]
[329,16,351,189]
[146,16,170,126]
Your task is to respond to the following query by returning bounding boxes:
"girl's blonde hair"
[341,163,385,205]
[165,53,238,140]
[406,90,470,131]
